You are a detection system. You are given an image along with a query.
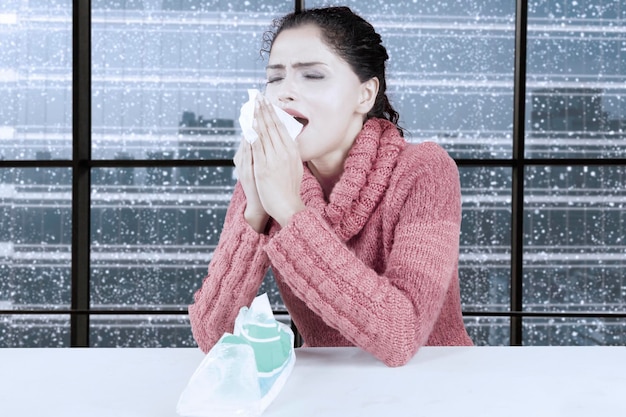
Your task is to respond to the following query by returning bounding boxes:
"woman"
[189,6,473,367]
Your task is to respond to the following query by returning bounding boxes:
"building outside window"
[0,0,624,347]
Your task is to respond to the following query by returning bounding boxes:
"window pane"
[464,316,510,346]
[0,0,72,160]
[91,0,291,160]
[526,1,626,158]
[459,167,512,311]
[1,167,72,314]
[308,0,516,159]
[523,317,626,346]
[524,166,626,313]
[90,314,193,347]
[90,166,235,309]
[0,314,69,347]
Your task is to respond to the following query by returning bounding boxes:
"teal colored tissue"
[233,293,296,410]
[235,294,294,375]
[177,293,296,417]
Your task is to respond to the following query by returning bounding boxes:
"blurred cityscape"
[0,1,624,347]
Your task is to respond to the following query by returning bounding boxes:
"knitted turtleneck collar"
[300,118,407,242]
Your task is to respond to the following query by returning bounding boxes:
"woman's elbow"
[378,325,423,367]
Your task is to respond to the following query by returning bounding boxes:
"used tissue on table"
[176,293,296,417]
[238,89,304,144]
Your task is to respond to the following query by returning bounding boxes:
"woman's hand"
[233,138,269,233]
[250,94,305,228]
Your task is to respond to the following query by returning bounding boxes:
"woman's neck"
[306,158,344,200]
[307,120,365,199]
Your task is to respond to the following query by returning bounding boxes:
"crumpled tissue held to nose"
[238,89,303,144]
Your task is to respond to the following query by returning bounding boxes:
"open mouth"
[294,116,309,127]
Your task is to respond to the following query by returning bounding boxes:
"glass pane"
[90,314,194,347]
[464,316,510,346]
[307,0,516,159]
[91,0,292,160]
[0,0,72,160]
[523,317,626,346]
[459,167,512,311]
[524,166,626,313]
[526,1,626,158]
[90,166,235,309]
[0,168,72,316]
[0,314,69,347]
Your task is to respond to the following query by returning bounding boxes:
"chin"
[295,145,314,163]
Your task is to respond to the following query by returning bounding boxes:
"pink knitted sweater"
[189,118,473,367]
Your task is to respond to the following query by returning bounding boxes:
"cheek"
[322,87,357,114]
[310,93,344,119]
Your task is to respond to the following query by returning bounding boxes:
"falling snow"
[0,0,624,347]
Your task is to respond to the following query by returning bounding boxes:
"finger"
[252,94,267,137]
[240,139,251,167]
[250,127,268,169]
[259,95,291,151]
[255,93,293,156]
[233,136,246,168]
[234,143,254,185]
[253,94,300,165]
[252,96,272,157]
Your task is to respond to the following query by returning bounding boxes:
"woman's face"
[264,24,374,165]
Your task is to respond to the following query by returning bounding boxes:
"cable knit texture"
[189,118,473,367]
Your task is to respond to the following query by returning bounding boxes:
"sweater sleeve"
[188,182,271,353]
[264,144,462,367]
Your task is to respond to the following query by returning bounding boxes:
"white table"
[1,346,625,416]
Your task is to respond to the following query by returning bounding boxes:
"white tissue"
[238,89,304,144]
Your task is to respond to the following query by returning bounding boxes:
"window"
[1,0,624,347]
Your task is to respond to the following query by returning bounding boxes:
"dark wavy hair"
[261,6,404,136]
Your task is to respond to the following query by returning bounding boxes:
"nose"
[276,75,296,105]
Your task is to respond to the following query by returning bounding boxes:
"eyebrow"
[266,62,326,70]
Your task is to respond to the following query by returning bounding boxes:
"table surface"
[1,346,625,417]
